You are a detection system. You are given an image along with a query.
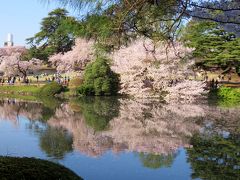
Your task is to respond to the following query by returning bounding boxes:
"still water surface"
[0,97,239,180]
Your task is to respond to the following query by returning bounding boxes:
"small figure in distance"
[221,75,225,81]
[211,79,215,89]
[215,79,219,89]
[228,74,231,82]
[36,75,39,83]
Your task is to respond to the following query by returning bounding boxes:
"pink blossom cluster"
[49,38,95,72]
[0,46,27,57]
[111,38,205,101]
[0,53,42,77]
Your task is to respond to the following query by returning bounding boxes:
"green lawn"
[0,85,42,95]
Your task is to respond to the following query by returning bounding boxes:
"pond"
[0,97,239,180]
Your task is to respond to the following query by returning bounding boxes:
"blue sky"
[0,0,77,47]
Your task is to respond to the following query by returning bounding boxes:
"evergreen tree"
[78,57,120,96]
[26,8,78,61]
[182,21,240,72]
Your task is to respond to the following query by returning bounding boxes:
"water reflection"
[75,97,120,131]
[187,133,240,179]
[138,153,177,169]
[0,100,43,123]
[0,97,239,177]
[48,98,203,157]
[39,127,73,159]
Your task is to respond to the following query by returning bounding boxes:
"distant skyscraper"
[4,33,14,47]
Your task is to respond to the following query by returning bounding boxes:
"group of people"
[0,76,30,85]
[202,72,232,90]
[44,74,71,86]
[203,73,232,82]
[0,73,71,86]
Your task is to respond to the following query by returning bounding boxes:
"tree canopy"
[26,8,78,61]
[182,20,240,71]
[42,0,240,47]
[78,57,120,96]
[36,1,240,73]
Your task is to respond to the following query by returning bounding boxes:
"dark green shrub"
[78,84,95,96]
[39,82,63,96]
[78,57,120,96]
[0,156,82,179]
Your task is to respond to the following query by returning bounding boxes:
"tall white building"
[4,33,14,47]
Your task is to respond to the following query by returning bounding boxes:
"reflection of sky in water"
[63,149,192,180]
[0,118,45,158]
[0,98,239,180]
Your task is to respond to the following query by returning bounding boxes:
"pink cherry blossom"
[111,38,206,101]
[49,38,95,72]
[0,53,42,78]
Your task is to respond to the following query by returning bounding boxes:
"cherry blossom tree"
[49,38,94,72]
[0,46,27,57]
[111,38,206,101]
[0,53,42,81]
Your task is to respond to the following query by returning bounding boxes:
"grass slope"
[0,85,41,95]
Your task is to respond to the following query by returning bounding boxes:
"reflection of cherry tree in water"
[0,99,73,160]
[48,98,240,168]
[0,97,62,123]
[0,100,43,124]
[187,133,240,180]
[48,99,202,157]
[1,98,240,170]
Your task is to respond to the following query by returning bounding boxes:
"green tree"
[26,8,78,60]
[78,57,120,96]
[38,82,64,97]
[187,133,240,180]
[41,0,240,50]
[182,20,240,71]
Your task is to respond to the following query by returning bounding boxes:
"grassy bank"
[0,85,41,95]
[209,87,240,107]
[0,82,64,97]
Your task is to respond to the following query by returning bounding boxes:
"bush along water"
[38,82,64,96]
[78,57,120,96]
